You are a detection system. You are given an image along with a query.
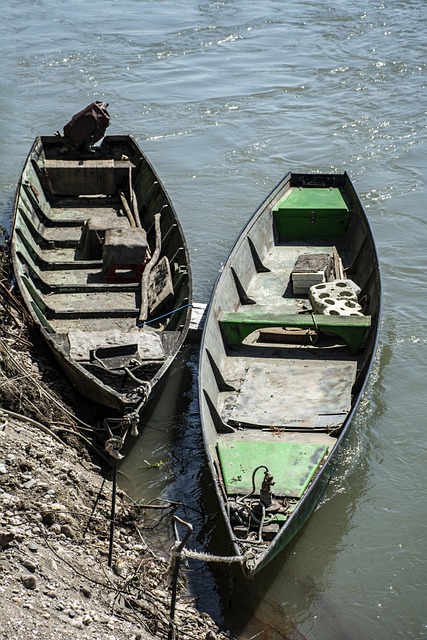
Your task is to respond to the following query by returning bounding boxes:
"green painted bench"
[220,310,371,354]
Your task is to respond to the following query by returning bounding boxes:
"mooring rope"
[138,302,193,328]
[171,545,253,565]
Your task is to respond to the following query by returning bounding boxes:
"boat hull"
[11,135,192,419]
[199,172,381,577]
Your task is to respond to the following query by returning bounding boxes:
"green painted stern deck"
[217,440,329,498]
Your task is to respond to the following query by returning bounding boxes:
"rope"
[173,546,253,565]
[138,302,193,328]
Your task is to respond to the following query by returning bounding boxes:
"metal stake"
[168,516,193,640]
[108,458,118,568]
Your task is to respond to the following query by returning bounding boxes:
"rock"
[57,613,70,624]
[40,510,56,527]
[21,558,37,572]
[70,619,84,629]
[9,526,25,543]
[22,575,37,590]
[113,560,126,577]
[60,524,74,539]
[22,479,37,489]
[49,524,61,535]
[80,585,92,599]
[0,530,15,549]
[0,463,7,474]
[18,458,33,473]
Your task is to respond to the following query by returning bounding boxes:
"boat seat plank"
[43,159,134,170]
[21,277,139,319]
[39,225,82,245]
[217,440,329,498]
[220,310,371,354]
[222,358,357,430]
[46,204,121,226]
[67,328,164,362]
[45,291,138,314]
[43,159,133,196]
[16,246,138,293]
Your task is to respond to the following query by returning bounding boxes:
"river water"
[1,1,426,638]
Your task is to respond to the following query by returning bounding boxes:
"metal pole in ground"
[108,458,118,568]
[168,516,193,640]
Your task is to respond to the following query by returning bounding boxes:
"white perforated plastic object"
[309,279,363,316]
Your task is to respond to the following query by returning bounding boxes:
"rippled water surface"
[1,1,426,638]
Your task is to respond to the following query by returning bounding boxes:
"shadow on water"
[118,343,376,640]
[118,344,231,623]
[206,424,375,640]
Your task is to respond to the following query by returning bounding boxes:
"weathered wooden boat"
[199,171,381,577]
[11,104,192,452]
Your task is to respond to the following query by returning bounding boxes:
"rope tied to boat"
[171,545,254,565]
[137,302,193,328]
[104,435,126,460]
[103,409,141,459]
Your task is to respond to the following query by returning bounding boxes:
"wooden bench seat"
[220,310,371,353]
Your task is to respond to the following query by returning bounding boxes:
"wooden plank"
[224,358,356,429]
[187,302,207,342]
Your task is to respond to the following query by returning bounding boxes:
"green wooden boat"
[11,108,192,448]
[199,172,381,578]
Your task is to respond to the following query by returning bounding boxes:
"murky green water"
[1,1,426,637]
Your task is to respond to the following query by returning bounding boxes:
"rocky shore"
[0,240,229,640]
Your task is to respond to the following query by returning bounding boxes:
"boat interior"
[201,174,380,550]
[13,136,191,404]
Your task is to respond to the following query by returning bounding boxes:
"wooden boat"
[11,106,192,450]
[199,172,381,577]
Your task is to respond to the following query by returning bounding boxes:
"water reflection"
[118,346,194,501]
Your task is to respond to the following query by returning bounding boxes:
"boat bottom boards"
[223,358,357,429]
[217,440,329,498]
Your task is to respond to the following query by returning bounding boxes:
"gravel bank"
[0,240,229,640]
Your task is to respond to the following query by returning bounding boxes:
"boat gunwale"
[11,134,193,416]
[198,170,382,578]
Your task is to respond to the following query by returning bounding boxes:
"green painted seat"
[220,310,371,354]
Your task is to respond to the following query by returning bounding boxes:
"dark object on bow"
[62,101,110,150]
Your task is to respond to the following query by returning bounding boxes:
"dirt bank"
[0,237,229,640]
